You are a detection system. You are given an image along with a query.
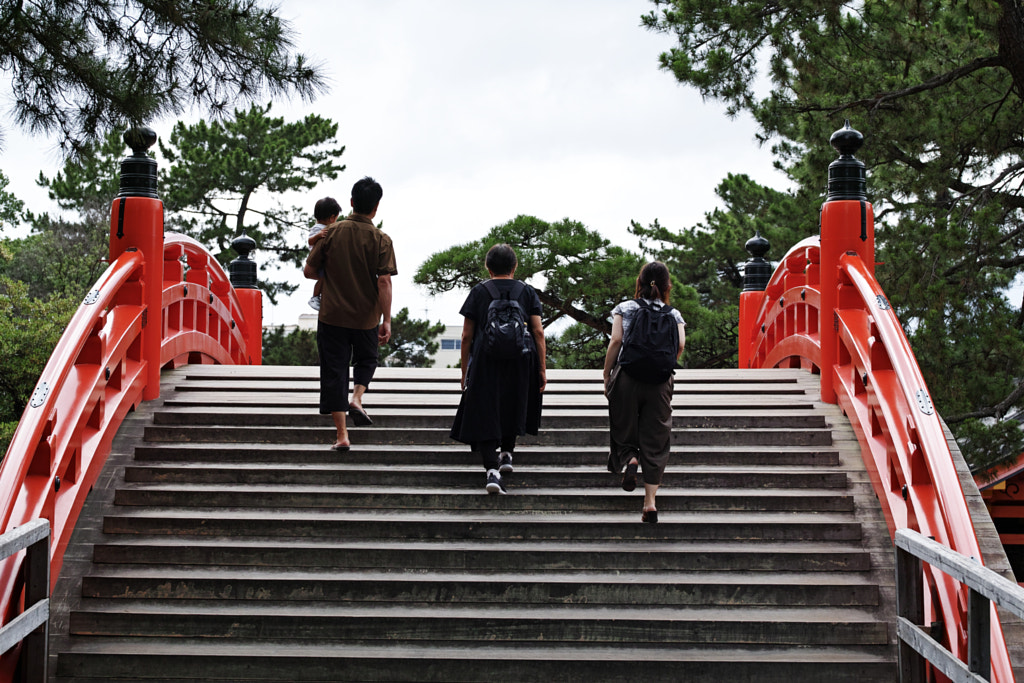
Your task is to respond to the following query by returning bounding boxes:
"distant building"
[434,324,463,368]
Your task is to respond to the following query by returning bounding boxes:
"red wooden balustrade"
[0,178,261,678]
[739,234,1014,682]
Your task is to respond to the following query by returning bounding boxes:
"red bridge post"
[739,232,771,368]
[107,127,164,400]
[819,122,875,403]
[228,233,263,365]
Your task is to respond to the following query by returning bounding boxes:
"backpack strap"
[481,280,498,300]
[482,279,525,301]
[636,298,675,316]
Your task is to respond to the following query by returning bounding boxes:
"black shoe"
[622,461,638,492]
[498,452,513,474]
[641,509,658,523]
[485,470,506,494]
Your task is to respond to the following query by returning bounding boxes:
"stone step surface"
[49,366,898,681]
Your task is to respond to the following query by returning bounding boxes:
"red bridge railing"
[739,124,1013,681]
[0,128,262,679]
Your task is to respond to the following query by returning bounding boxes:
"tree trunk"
[998,0,1024,96]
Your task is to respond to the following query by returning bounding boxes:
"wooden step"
[140,424,835,447]
[80,568,881,606]
[129,443,844,467]
[56,641,898,682]
[50,366,897,681]
[92,538,874,572]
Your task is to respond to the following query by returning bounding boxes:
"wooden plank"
[896,545,925,683]
[895,530,1024,620]
[170,381,814,396]
[897,618,988,683]
[174,365,813,381]
[0,600,48,655]
[969,588,991,680]
[0,519,49,559]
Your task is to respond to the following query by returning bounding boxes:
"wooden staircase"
[48,366,898,681]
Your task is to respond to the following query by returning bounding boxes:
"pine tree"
[641,0,1024,468]
[0,0,324,153]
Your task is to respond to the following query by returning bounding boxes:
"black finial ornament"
[742,231,772,292]
[826,120,867,202]
[117,126,159,199]
[228,233,259,289]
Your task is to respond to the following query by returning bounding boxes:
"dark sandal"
[348,406,373,426]
[621,461,638,492]
[641,509,658,524]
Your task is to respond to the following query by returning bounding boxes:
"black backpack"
[618,299,679,383]
[480,280,532,360]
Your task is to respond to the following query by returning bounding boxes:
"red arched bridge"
[1,125,1023,682]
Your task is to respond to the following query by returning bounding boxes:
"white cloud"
[2,0,789,328]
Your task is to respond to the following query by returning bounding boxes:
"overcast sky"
[2,0,788,328]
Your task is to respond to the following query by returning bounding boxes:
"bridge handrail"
[0,520,49,683]
[160,232,253,368]
[743,236,1013,682]
[0,235,256,677]
[896,529,1024,682]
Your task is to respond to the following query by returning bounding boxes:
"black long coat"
[449,279,543,444]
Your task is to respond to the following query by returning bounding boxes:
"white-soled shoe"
[498,452,513,474]
[485,469,506,494]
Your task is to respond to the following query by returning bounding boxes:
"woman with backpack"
[603,261,686,523]
[450,244,547,494]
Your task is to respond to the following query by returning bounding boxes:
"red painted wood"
[740,238,1014,683]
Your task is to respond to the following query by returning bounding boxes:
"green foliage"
[0,0,324,152]
[630,174,819,368]
[546,323,608,370]
[379,308,446,368]
[0,170,24,229]
[261,326,319,366]
[0,217,109,300]
[643,0,1024,468]
[0,421,15,461]
[261,308,445,369]
[34,130,125,225]
[0,276,77,453]
[416,215,644,335]
[36,107,346,305]
[159,103,346,303]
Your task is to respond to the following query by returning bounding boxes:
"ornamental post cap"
[829,120,864,158]
[123,127,157,157]
[117,126,159,199]
[228,232,259,289]
[745,230,770,259]
[742,230,772,292]
[231,233,257,259]
[826,120,867,202]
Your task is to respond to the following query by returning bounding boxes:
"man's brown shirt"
[307,214,397,329]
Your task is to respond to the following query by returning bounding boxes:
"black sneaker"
[485,469,506,494]
[498,452,513,474]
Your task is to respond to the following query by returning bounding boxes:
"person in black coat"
[450,244,547,493]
